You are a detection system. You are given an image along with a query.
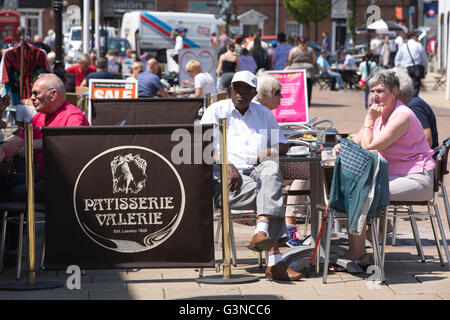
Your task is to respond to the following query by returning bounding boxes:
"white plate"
[286,150,310,156]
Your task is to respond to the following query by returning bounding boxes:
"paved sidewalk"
[0,84,449,300]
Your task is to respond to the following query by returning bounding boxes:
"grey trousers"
[227,160,287,242]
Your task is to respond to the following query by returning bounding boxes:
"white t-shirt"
[194,72,217,100]
[175,35,184,51]
[370,38,382,55]
[200,99,287,176]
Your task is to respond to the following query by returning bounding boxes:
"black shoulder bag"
[405,41,425,79]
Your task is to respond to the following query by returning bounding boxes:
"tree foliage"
[347,0,358,45]
[283,0,332,41]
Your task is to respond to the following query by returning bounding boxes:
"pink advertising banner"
[267,69,309,123]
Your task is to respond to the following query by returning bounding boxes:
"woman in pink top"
[334,69,435,265]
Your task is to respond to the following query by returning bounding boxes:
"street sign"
[331,0,348,19]
[66,5,81,27]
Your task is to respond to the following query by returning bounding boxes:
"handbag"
[405,42,425,79]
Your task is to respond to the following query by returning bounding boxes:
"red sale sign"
[267,70,309,123]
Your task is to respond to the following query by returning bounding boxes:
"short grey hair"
[255,75,282,100]
[367,68,400,92]
[391,67,414,99]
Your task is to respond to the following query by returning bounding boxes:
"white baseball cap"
[231,71,257,88]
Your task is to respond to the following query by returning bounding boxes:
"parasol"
[356,19,404,34]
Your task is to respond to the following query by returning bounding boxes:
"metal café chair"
[432,68,447,91]
[439,138,450,230]
[0,203,46,280]
[319,161,386,284]
[390,139,450,243]
[382,144,450,269]
[214,206,266,269]
[0,155,46,280]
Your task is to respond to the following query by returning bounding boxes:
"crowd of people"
[0,26,443,283]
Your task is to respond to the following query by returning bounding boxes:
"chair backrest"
[443,137,450,176]
[434,145,447,192]
[321,163,334,199]
[75,87,89,95]
[216,91,228,102]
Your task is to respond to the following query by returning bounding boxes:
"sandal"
[328,263,347,272]
[328,253,370,273]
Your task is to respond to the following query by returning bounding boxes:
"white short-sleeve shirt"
[200,99,287,175]
[194,72,217,101]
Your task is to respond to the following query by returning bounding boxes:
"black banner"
[90,98,203,126]
[43,125,214,270]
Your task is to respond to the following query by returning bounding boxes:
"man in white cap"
[200,71,303,281]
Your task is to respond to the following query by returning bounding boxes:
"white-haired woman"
[254,74,282,110]
[253,74,305,247]
[333,69,435,266]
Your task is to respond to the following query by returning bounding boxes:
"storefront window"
[18,9,42,40]
[285,22,302,37]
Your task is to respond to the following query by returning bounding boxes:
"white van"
[65,26,119,59]
[121,11,224,62]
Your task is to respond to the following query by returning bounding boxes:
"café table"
[279,152,326,274]
[279,151,367,275]
[330,68,360,90]
[168,86,195,95]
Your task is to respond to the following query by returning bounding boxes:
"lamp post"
[53,1,66,81]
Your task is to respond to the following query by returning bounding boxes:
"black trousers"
[411,74,422,97]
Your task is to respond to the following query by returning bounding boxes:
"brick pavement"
[0,80,449,300]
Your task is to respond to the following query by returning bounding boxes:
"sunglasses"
[31,88,54,97]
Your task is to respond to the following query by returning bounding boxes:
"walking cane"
[304,206,330,277]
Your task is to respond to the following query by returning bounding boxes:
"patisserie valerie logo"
[73,146,185,253]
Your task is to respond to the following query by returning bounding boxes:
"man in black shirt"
[393,67,438,149]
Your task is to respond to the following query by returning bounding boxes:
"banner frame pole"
[25,123,36,285]
[205,93,211,108]
[219,118,231,279]
[196,120,259,284]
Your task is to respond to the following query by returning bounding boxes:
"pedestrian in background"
[239,48,257,74]
[321,31,331,51]
[216,41,240,92]
[358,53,377,109]
[380,36,391,68]
[251,36,269,72]
[126,61,144,81]
[395,31,428,96]
[286,36,315,106]
[272,32,292,71]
